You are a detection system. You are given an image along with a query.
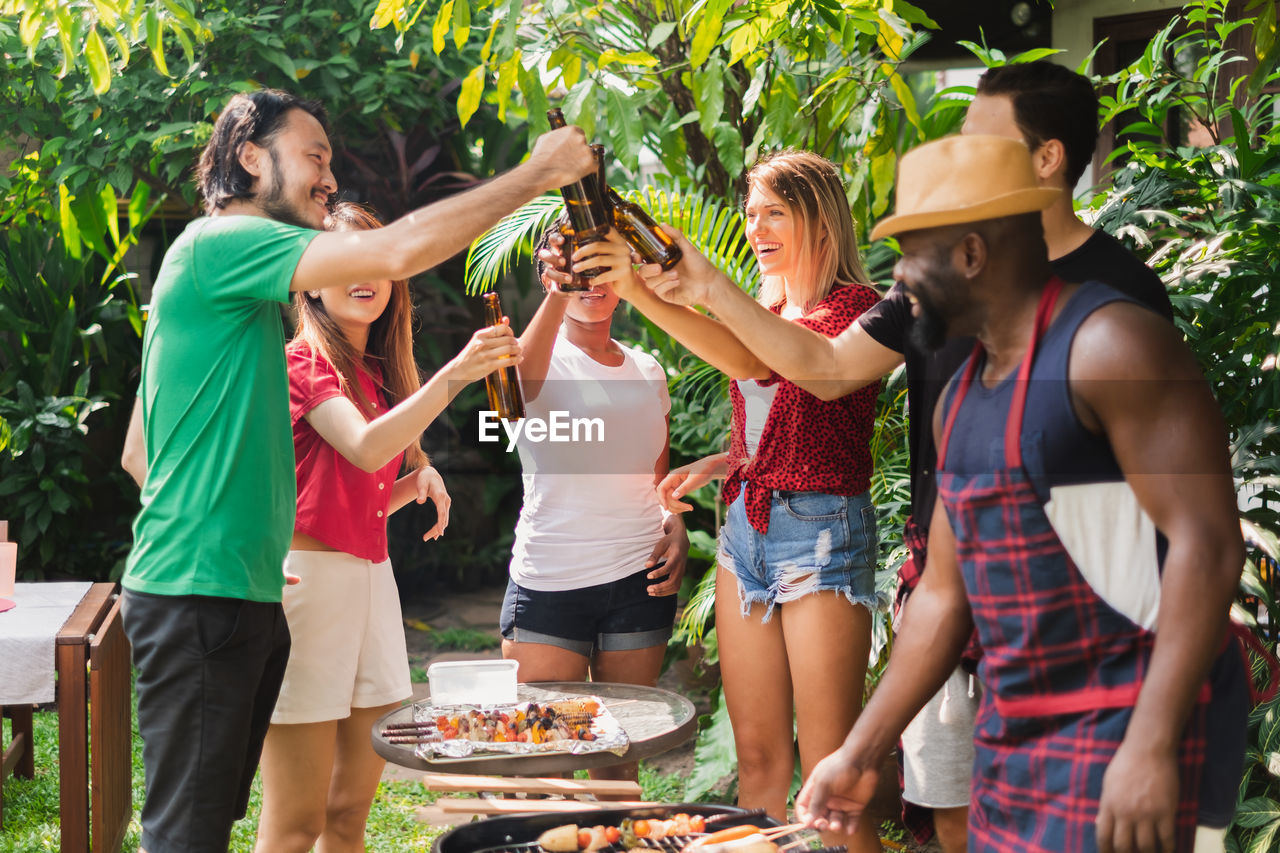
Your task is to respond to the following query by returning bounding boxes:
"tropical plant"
[0,217,141,577]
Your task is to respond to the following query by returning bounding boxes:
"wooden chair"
[0,519,34,831]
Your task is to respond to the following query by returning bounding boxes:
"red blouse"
[288,341,404,562]
[722,283,881,534]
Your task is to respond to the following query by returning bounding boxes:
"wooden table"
[0,582,131,853]
[372,681,697,777]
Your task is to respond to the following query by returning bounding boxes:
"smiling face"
[252,108,336,230]
[893,229,973,350]
[745,183,801,283]
[563,280,621,325]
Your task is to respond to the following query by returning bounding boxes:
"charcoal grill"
[433,804,832,853]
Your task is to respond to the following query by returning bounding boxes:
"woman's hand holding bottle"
[446,323,523,383]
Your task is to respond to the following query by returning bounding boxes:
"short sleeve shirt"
[124,216,317,602]
[288,342,404,562]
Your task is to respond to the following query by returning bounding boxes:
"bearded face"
[897,236,969,352]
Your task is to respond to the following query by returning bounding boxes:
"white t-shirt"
[735,379,778,456]
[509,333,671,591]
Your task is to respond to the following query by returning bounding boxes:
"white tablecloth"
[0,581,93,704]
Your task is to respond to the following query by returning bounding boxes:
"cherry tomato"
[605,827,620,843]
[633,820,650,838]
[578,829,591,849]
[690,815,706,833]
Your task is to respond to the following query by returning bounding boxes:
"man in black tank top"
[635,61,1175,853]
[795,135,1246,853]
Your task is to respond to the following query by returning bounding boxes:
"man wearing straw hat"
[791,134,1250,852]
[634,62,1176,852]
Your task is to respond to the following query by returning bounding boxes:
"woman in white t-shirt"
[498,234,689,782]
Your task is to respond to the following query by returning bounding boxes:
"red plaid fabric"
[935,280,1210,851]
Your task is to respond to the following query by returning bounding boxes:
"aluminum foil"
[412,697,630,760]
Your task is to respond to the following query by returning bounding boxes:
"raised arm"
[290,127,594,292]
[639,227,903,398]
[515,288,572,403]
[304,324,520,472]
[1071,303,1242,853]
[552,231,771,381]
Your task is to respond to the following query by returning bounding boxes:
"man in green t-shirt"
[119,88,593,853]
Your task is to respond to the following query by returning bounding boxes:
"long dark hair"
[292,203,428,470]
[196,89,329,214]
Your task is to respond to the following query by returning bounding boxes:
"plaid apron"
[936,278,1210,852]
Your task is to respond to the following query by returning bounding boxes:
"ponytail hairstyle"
[293,202,429,470]
[745,150,871,312]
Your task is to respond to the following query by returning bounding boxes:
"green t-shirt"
[124,215,317,602]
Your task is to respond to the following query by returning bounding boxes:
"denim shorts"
[718,488,880,622]
[500,567,677,657]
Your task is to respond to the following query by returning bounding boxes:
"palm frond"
[464,195,565,295]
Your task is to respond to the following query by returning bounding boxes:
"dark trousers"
[122,589,291,853]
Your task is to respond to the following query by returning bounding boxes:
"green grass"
[426,626,502,652]
[0,704,448,852]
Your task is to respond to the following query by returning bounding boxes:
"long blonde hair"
[292,202,429,470]
[746,150,871,312]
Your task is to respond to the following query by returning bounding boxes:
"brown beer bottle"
[546,108,608,287]
[608,187,683,270]
[481,292,524,421]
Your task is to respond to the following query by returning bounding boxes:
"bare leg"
[587,644,667,784]
[502,639,590,682]
[316,702,401,853]
[255,720,338,853]
[780,590,879,853]
[714,564,795,822]
[934,805,970,853]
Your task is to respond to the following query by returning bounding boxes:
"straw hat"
[870,135,1061,241]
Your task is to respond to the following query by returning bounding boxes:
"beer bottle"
[546,109,608,287]
[481,292,524,421]
[608,187,683,270]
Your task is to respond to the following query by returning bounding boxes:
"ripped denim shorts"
[718,488,879,623]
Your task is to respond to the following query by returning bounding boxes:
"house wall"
[1052,0,1185,70]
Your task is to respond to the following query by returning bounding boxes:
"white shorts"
[271,550,412,725]
[901,664,980,809]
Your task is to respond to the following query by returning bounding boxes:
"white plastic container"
[427,659,519,706]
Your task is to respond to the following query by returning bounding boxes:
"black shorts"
[122,589,291,853]
[500,567,676,657]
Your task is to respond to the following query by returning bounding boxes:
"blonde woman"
[552,151,883,852]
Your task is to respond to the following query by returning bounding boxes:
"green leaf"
[685,697,736,800]
[498,0,521,57]
[370,0,400,30]
[452,0,470,50]
[456,64,486,129]
[1235,796,1280,828]
[607,88,642,168]
[85,27,112,95]
[58,184,82,260]
[597,49,658,70]
[647,21,677,50]
[100,184,120,249]
[517,61,550,137]
[464,195,563,295]
[145,8,170,77]
[495,49,521,122]
[689,12,725,69]
[432,0,453,55]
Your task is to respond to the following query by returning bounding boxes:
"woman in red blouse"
[254,203,520,853]
[557,151,883,852]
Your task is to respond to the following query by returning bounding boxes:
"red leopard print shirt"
[722,282,881,534]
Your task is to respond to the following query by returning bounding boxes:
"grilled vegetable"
[536,824,579,852]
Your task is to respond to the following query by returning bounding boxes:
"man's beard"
[258,147,321,230]
[908,285,951,352]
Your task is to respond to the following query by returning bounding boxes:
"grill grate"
[473,835,698,853]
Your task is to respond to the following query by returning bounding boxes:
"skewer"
[705,809,767,827]
[383,721,439,731]
[761,823,806,840]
